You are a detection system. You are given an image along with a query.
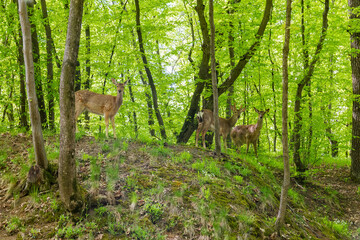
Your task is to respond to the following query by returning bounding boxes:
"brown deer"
[230,107,269,157]
[195,103,245,151]
[75,78,128,138]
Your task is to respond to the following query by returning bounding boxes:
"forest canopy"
[0,0,352,162]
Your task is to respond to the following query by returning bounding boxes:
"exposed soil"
[0,132,359,239]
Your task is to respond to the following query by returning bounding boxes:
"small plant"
[320,217,351,237]
[57,225,84,239]
[5,216,23,234]
[106,163,119,191]
[58,214,70,229]
[101,142,110,152]
[29,228,41,239]
[150,145,172,158]
[234,175,243,184]
[94,206,108,217]
[144,201,164,223]
[132,226,150,240]
[239,167,252,177]
[173,151,192,163]
[29,186,40,203]
[0,150,8,169]
[122,141,129,151]
[90,155,101,183]
[192,159,221,177]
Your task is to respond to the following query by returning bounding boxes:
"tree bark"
[292,0,329,173]
[209,0,220,155]
[18,0,48,170]
[27,2,48,128]
[84,20,91,127]
[40,0,55,130]
[275,0,291,230]
[135,0,167,140]
[59,0,84,212]
[349,0,360,182]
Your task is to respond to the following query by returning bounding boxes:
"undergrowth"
[0,135,355,239]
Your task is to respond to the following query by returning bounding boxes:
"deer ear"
[266,109,270,113]
[111,78,117,84]
[254,107,258,113]
[124,79,129,85]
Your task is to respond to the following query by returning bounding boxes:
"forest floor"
[0,132,359,239]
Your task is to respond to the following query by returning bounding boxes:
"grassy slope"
[0,132,356,239]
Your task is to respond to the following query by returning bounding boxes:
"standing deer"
[75,78,128,138]
[195,103,245,151]
[230,107,269,157]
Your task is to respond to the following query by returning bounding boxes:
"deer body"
[195,104,245,151]
[75,78,128,138]
[231,108,269,157]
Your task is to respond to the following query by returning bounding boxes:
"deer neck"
[228,113,239,127]
[254,117,264,133]
[115,91,124,110]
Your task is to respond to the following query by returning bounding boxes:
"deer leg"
[195,126,202,147]
[246,142,250,154]
[201,129,208,149]
[75,104,85,132]
[104,114,109,138]
[253,143,258,157]
[111,116,116,138]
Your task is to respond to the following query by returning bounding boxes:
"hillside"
[0,132,359,239]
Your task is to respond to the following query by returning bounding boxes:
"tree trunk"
[18,0,48,170]
[40,0,55,130]
[209,0,220,155]
[130,31,156,137]
[84,21,91,127]
[27,3,48,128]
[59,0,84,212]
[292,0,329,173]
[275,0,291,230]
[349,0,360,182]
[177,0,272,144]
[127,77,138,138]
[176,0,212,144]
[135,0,167,140]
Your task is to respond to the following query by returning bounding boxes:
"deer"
[195,103,245,151]
[75,78,128,138]
[230,107,269,157]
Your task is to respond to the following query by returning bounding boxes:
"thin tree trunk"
[293,0,329,173]
[349,0,360,182]
[130,30,155,137]
[127,77,138,138]
[135,0,167,140]
[18,0,48,170]
[12,0,29,129]
[275,0,291,230]
[40,0,55,130]
[28,3,48,128]
[209,0,220,155]
[84,20,91,127]
[59,0,84,212]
